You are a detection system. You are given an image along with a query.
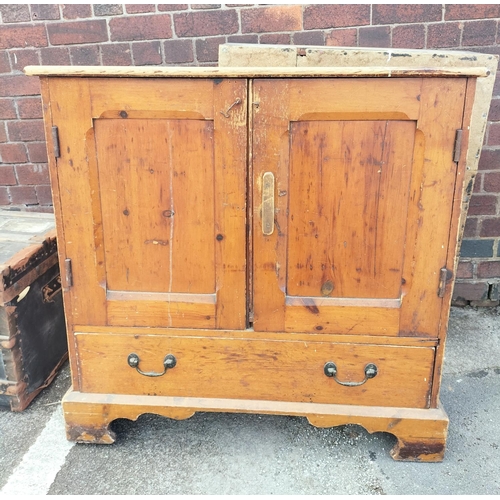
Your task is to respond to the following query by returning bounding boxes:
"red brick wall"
[1,4,499,304]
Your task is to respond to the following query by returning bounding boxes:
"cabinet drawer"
[76,333,435,409]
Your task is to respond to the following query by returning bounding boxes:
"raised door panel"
[48,77,247,330]
[252,78,467,337]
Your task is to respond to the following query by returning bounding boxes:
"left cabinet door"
[45,77,248,330]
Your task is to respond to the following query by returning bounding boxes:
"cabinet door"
[48,78,247,329]
[252,78,467,337]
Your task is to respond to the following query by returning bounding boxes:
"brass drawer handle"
[323,362,378,387]
[262,172,275,235]
[127,353,177,377]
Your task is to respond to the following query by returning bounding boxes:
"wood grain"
[76,332,435,408]
[89,78,214,119]
[287,120,414,299]
[399,78,466,337]
[95,118,215,294]
[62,388,448,461]
[47,77,107,327]
[107,300,215,328]
[73,325,438,347]
[213,79,248,329]
[25,65,490,78]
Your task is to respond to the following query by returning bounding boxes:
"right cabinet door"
[252,78,467,337]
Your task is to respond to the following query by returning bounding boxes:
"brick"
[164,39,194,64]
[462,20,497,47]
[427,22,462,49]
[468,194,497,214]
[175,9,238,37]
[0,166,17,186]
[195,36,225,63]
[452,281,489,301]
[484,170,500,193]
[0,143,27,163]
[70,45,100,66]
[303,4,369,30]
[0,24,48,50]
[9,49,40,72]
[101,44,132,66]
[0,75,40,97]
[0,5,30,23]
[446,4,500,21]
[94,4,123,16]
[326,28,357,47]
[15,163,49,185]
[392,24,425,49]
[158,4,188,11]
[479,148,500,170]
[30,4,60,20]
[293,31,325,46]
[242,5,302,33]
[359,26,391,48]
[0,99,16,119]
[8,185,37,205]
[473,173,483,192]
[0,123,6,143]
[477,261,500,278]
[126,4,156,14]
[488,99,500,122]
[132,41,162,65]
[227,34,258,44]
[16,97,43,119]
[35,185,52,205]
[47,20,108,45]
[0,51,11,73]
[7,120,45,142]
[373,4,442,25]
[488,122,500,146]
[463,217,478,237]
[27,142,48,163]
[456,261,473,279]
[0,187,10,205]
[460,239,494,258]
[480,218,500,237]
[62,4,92,19]
[192,4,221,9]
[259,34,291,45]
[110,14,172,41]
[494,73,500,97]
[40,47,70,65]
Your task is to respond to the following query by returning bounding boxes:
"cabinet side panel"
[41,77,80,389]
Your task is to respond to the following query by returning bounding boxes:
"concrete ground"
[1,306,499,495]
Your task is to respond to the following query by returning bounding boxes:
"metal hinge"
[52,126,60,158]
[437,267,453,298]
[248,310,254,323]
[64,258,73,288]
[453,129,463,163]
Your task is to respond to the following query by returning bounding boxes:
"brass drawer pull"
[127,353,177,377]
[262,172,275,235]
[323,362,378,387]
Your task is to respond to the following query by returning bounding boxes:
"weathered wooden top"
[0,212,56,294]
[24,65,490,78]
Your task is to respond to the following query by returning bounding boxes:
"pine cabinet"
[27,57,496,461]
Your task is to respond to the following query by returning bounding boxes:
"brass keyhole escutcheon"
[321,280,334,296]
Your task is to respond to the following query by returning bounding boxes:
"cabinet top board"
[24,65,490,79]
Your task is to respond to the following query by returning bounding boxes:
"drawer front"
[76,333,435,409]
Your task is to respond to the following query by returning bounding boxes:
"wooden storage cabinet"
[26,56,496,461]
